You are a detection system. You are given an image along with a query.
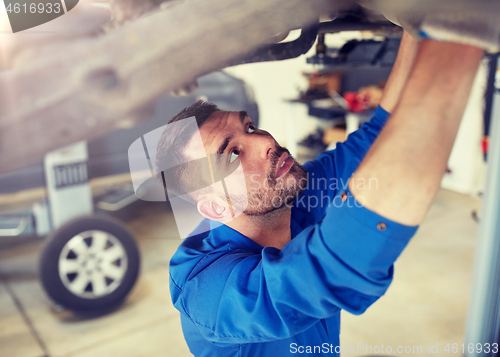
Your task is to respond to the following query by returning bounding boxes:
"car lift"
[465,53,500,356]
[0,142,140,312]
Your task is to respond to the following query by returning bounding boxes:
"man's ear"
[197,196,232,222]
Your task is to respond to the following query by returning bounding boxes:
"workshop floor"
[0,188,481,357]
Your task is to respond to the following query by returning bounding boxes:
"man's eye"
[229,150,239,163]
[247,125,255,134]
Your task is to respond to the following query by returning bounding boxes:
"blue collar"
[190,211,307,254]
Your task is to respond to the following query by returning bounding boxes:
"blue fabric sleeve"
[294,105,390,220]
[175,106,418,344]
[319,105,389,185]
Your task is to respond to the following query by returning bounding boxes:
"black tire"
[39,214,140,312]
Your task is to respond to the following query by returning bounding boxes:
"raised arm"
[379,30,419,113]
[350,40,484,225]
[300,30,419,212]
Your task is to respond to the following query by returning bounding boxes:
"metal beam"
[0,0,336,174]
[465,55,500,357]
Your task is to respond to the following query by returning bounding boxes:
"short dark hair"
[155,100,221,203]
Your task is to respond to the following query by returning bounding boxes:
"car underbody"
[1,0,500,174]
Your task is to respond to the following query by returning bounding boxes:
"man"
[159,30,484,356]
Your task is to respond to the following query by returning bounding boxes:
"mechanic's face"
[191,111,307,216]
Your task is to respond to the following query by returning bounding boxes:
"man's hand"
[379,30,419,113]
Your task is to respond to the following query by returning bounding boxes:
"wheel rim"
[58,230,128,299]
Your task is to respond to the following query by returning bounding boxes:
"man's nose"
[247,131,275,161]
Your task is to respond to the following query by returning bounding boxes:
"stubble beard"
[242,146,308,216]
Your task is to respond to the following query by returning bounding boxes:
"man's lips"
[276,152,293,179]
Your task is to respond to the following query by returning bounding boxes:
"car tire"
[39,214,140,312]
